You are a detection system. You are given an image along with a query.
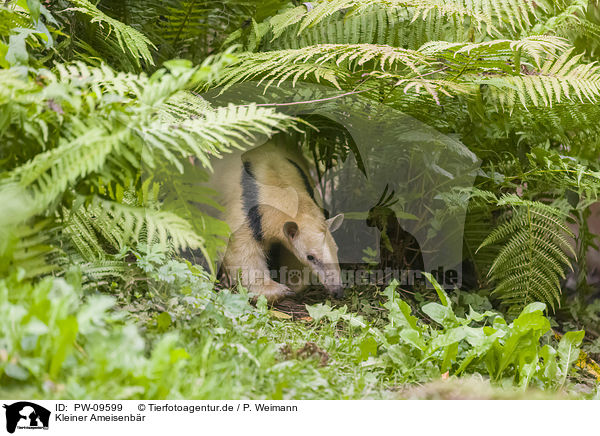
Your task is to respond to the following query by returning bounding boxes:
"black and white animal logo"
[3,402,50,433]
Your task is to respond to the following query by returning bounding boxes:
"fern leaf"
[140,103,296,171]
[6,122,131,213]
[71,196,207,256]
[480,49,600,108]
[478,195,575,312]
[66,0,156,67]
[218,44,430,92]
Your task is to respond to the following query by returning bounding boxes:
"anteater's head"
[282,213,345,298]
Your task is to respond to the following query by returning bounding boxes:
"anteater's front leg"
[223,227,294,302]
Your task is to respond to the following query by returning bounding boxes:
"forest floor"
[2,268,599,400]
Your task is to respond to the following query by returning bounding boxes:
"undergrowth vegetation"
[0,259,591,398]
[1,0,600,398]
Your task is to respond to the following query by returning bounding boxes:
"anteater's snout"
[329,285,344,299]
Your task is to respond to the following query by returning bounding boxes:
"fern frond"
[295,0,501,35]
[479,49,600,108]
[152,160,230,268]
[140,103,296,171]
[160,91,213,122]
[478,194,575,312]
[218,44,431,92]
[5,121,131,214]
[73,196,206,254]
[0,6,31,36]
[257,0,540,45]
[0,220,60,279]
[260,5,463,51]
[66,0,156,67]
[368,73,476,102]
[532,0,600,43]
[218,49,348,90]
[47,62,149,99]
[79,260,130,288]
[420,35,570,68]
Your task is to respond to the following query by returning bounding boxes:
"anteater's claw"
[282,289,297,298]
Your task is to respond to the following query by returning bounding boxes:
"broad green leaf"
[467,306,497,323]
[169,347,190,363]
[6,30,30,65]
[423,272,450,306]
[422,302,458,327]
[386,296,422,332]
[306,303,331,323]
[382,279,400,301]
[540,344,558,386]
[157,312,172,331]
[512,312,551,334]
[49,315,78,378]
[399,329,426,351]
[399,300,419,330]
[519,358,538,388]
[386,344,411,367]
[27,0,41,22]
[441,342,458,373]
[358,336,378,361]
[520,302,547,315]
[218,292,251,318]
[4,363,29,380]
[346,313,367,328]
[557,330,585,386]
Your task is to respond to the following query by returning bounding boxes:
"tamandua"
[208,135,344,302]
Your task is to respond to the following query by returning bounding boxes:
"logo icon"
[3,402,50,433]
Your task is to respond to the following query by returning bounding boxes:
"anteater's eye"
[307,254,315,262]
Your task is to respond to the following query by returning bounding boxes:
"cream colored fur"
[207,137,343,301]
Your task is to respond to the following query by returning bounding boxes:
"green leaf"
[358,336,378,361]
[0,41,8,68]
[398,300,420,330]
[520,302,547,315]
[539,344,558,386]
[169,347,190,363]
[513,312,551,334]
[466,306,497,323]
[49,316,78,379]
[423,272,450,306]
[430,326,467,349]
[6,30,31,65]
[557,330,585,386]
[4,363,30,380]
[306,303,331,323]
[441,342,459,373]
[422,302,458,327]
[157,312,172,331]
[218,292,251,318]
[27,0,41,22]
[399,329,426,351]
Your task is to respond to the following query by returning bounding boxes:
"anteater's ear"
[326,213,344,232]
[283,221,299,240]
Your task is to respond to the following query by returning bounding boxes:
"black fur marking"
[287,158,315,202]
[241,161,263,241]
[286,158,330,219]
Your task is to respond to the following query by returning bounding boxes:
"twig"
[237,88,374,108]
